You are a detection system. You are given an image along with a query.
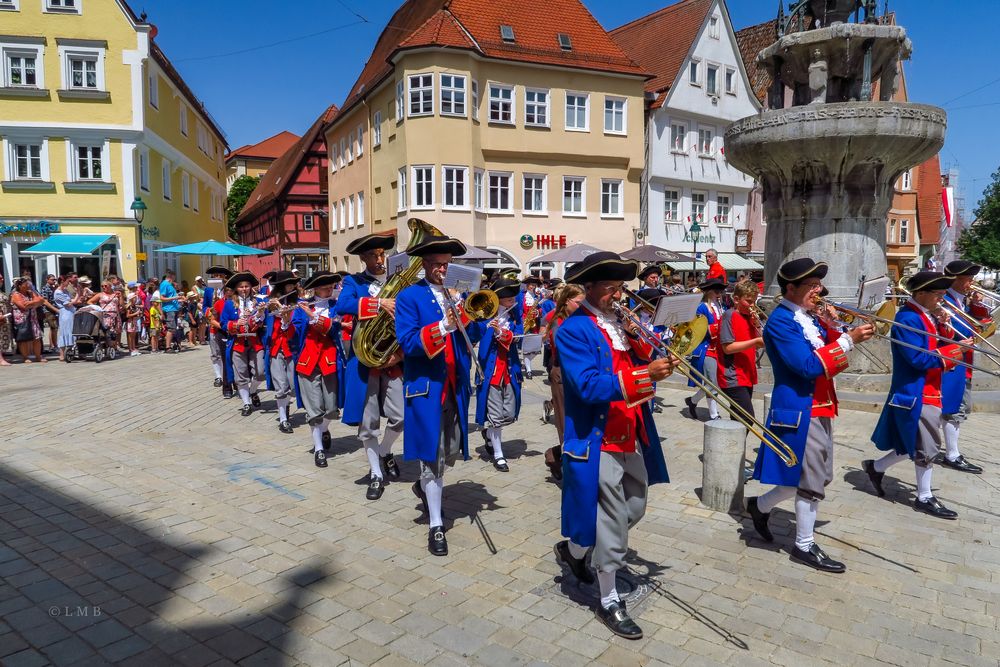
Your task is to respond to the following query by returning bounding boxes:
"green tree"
[225,175,260,242]
[958,167,1000,269]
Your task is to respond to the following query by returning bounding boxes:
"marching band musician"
[938,260,985,473]
[542,283,585,480]
[552,252,680,640]
[473,278,524,472]
[746,258,874,572]
[518,276,543,378]
[203,265,235,398]
[864,271,967,519]
[636,265,665,297]
[685,279,725,421]
[295,271,343,469]
[262,271,301,435]
[395,232,482,557]
[335,233,405,501]
[220,272,266,416]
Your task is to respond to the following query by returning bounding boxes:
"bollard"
[701,419,747,513]
[763,392,772,418]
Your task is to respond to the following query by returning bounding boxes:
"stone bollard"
[701,419,747,513]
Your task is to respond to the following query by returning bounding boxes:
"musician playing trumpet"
[220,272,266,416]
[262,271,302,435]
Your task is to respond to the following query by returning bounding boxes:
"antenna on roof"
[500,25,515,43]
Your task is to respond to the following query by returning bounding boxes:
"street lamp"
[689,219,702,276]
[130,196,147,278]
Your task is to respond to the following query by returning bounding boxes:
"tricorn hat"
[406,233,467,257]
[906,270,954,293]
[636,288,665,303]
[638,265,663,280]
[226,271,259,289]
[564,251,638,284]
[269,270,299,291]
[777,258,828,283]
[302,271,342,290]
[261,270,276,282]
[698,278,726,292]
[491,278,521,300]
[346,232,396,255]
[944,260,981,277]
[522,275,543,285]
[206,265,235,278]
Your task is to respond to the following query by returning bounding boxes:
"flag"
[942,187,955,227]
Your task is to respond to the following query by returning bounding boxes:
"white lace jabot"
[782,298,853,353]
[582,300,629,351]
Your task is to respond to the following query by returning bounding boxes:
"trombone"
[613,296,799,468]
[806,298,892,373]
[443,287,499,385]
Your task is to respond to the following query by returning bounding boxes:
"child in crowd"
[149,297,162,353]
[125,282,142,357]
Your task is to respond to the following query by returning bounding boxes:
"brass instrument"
[443,286,499,385]
[806,296,892,373]
[616,292,799,467]
[353,218,442,368]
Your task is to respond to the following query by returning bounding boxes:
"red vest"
[591,319,649,454]
[908,304,944,407]
[489,328,514,386]
[811,323,841,418]
[269,318,294,359]
[296,316,338,376]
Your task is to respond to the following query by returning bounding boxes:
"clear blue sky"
[140,0,999,214]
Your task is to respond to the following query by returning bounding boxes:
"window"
[474,169,484,211]
[372,111,382,146]
[12,143,42,180]
[356,126,363,156]
[604,96,625,134]
[181,172,190,208]
[408,73,433,117]
[558,33,572,51]
[664,189,680,222]
[563,177,585,215]
[443,166,467,209]
[348,195,355,228]
[339,199,346,230]
[46,0,78,10]
[345,134,353,163]
[716,193,731,225]
[138,148,149,191]
[889,218,897,243]
[6,52,38,87]
[357,192,364,227]
[395,80,404,120]
[331,142,339,172]
[671,123,686,152]
[698,127,714,155]
[472,80,479,121]
[565,92,589,131]
[689,58,701,85]
[525,89,549,127]
[523,174,546,214]
[340,138,347,166]
[197,124,211,154]
[148,71,158,108]
[899,219,910,244]
[488,172,512,212]
[488,84,514,124]
[0,1,19,10]
[706,64,719,96]
[69,56,97,89]
[179,105,188,136]
[303,214,315,231]
[901,170,912,190]
[500,25,515,42]
[191,178,199,211]
[75,144,102,180]
[725,67,737,95]
[709,15,720,39]
[601,179,623,217]
[397,167,407,212]
[412,166,433,209]
[161,159,172,200]
[691,192,706,223]
[440,74,466,116]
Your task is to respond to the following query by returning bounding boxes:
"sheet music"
[652,293,703,328]
[858,276,890,310]
[386,252,409,278]
[443,263,482,293]
[207,279,224,291]
[520,333,543,355]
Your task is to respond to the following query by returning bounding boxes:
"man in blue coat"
[864,271,966,519]
[335,232,404,501]
[395,231,482,557]
[203,265,234,397]
[518,275,544,378]
[745,258,873,573]
[938,260,985,473]
[552,252,678,640]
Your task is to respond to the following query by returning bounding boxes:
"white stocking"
[212,360,223,380]
[276,398,289,422]
[943,421,961,461]
[597,571,619,609]
[364,441,382,479]
[794,496,818,551]
[707,397,719,420]
[757,485,796,514]
[379,426,402,456]
[487,427,504,460]
[915,464,933,502]
[874,452,908,473]
[311,426,324,452]
[422,477,444,527]
[238,388,251,405]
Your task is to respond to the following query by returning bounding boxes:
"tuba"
[352,218,444,368]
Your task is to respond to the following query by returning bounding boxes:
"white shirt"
[430,283,458,335]
[582,299,629,351]
[365,270,385,297]
[782,298,854,353]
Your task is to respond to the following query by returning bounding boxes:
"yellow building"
[0,0,228,285]
[225,130,300,192]
[326,0,649,277]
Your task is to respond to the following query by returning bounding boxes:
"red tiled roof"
[237,105,339,224]
[916,154,942,245]
[609,0,712,94]
[734,18,776,104]
[339,0,646,122]
[226,131,301,163]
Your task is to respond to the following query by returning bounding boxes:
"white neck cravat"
[782,298,825,351]
[582,300,629,351]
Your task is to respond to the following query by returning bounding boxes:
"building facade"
[610,0,761,274]
[325,0,648,277]
[225,130,299,192]
[235,106,337,276]
[0,0,227,286]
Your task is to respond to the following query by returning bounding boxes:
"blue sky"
[141,0,999,213]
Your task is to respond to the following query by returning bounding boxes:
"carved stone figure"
[808,49,828,104]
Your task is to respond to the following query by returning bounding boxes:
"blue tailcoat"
[334,272,384,426]
[872,306,947,458]
[219,301,263,389]
[555,309,669,548]
[204,287,233,383]
[473,303,524,425]
[941,291,974,414]
[395,280,482,465]
[688,302,721,388]
[753,303,831,487]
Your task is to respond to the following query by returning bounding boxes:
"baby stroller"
[70,311,117,363]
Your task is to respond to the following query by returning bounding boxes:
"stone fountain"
[725,0,946,299]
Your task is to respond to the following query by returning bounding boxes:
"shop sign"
[683,231,716,244]
[142,226,161,239]
[0,221,61,235]
[519,234,567,251]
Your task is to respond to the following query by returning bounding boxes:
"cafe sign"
[0,221,60,235]
[519,234,568,251]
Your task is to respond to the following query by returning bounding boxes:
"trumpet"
[615,292,799,467]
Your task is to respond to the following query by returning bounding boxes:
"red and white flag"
[942,187,955,227]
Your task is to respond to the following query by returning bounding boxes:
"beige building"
[325,0,649,277]
[225,130,299,192]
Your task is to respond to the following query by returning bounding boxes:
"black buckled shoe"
[790,543,846,573]
[240,404,253,417]
[746,496,773,543]
[428,525,448,556]
[939,455,983,474]
[382,454,400,480]
[250,392,261,407]
[493,457,509,473]
[366,477,385,500]
[914,495,958,520]
[213,378,223,387]
[314,450,328,468]
[278,421,293,434]
[595,601,642,640]
[412,481,429,518]
[322,431,332,451]
[223,384,234,399]
[553,540,595,584]
[862,459,885,497]
[684,397,697,420]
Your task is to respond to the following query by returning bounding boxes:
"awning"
[664,260,709,272]
[717,252,764,271]
[22,234,113,257]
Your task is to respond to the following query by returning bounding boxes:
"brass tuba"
[352,218,444,368]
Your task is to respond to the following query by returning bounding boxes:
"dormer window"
[500,25,515,43]
[558,33,572,51]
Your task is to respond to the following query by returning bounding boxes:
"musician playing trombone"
[746,258,874,573]
[864,271,968,519]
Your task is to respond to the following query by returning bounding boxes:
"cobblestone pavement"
[1,347,998,666]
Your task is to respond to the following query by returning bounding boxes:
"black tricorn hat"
[545,278,564,289]
[638,265,663,280]
[777,258,828,283]
[637,288,665,303]
[406,233,467,257]
[226,271,259,289]
[261,270,277,282]
[346,232,396,255]
[270,270,299,291]
[206,265,235,278]
[698,278,726,292]
[491,278,521,299]
[522,275,543,285]
[906,271,954,293]
[944,260,981,277]
[302,271,342,290]
[565,251,638,284]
